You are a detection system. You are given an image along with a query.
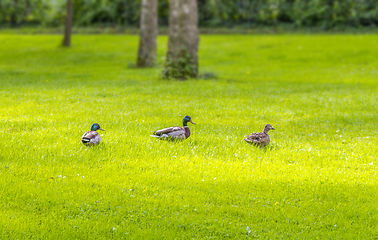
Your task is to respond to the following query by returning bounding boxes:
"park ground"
[0,34,378,238]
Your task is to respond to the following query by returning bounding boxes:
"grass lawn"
[0,34,378,239]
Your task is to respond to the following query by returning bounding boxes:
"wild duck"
[81,123,105,146]
[244,124,275,148]
[151,116,195,140]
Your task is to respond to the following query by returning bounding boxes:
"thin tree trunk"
[136,0,158,67]
[163,0,199,79]
[63,0,73,47]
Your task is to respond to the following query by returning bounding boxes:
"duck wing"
[151,126,186,140]
[244,132,268,144]
[152,126,183,136]
[82,131,102,145]
[165,129,186,139]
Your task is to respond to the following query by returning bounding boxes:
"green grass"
[0,34,378,239]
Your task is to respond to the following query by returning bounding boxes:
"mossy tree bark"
[136,0,158,67]
[63,0,73,47]
[163,0,199,79]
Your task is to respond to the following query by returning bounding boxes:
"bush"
[0,0,378,28]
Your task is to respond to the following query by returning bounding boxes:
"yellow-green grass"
[0,34,378,238]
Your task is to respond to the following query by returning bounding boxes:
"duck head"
[91,123,105,131]
[263,124,275,133]
[183,116,195,126]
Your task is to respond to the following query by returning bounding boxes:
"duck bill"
[99,128,105,131]
[272,127,275,130]
[189,120,196,125]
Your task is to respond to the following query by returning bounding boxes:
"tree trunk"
[136,0,158,67]
[163,0,199,79]
[63,0,73,47]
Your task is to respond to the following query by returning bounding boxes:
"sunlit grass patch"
[0,34,378,238]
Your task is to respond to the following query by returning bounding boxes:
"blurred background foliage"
[1,0,378,29]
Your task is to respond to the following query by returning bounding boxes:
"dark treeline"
[1,0,378,29]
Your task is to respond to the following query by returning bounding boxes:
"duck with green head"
[81,123,105,146]
[151,116,195,140]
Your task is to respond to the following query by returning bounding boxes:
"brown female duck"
[244,124,275,148]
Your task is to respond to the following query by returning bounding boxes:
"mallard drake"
[151,116,195,140]
[244,124,275,148]
[81,123,105,146]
